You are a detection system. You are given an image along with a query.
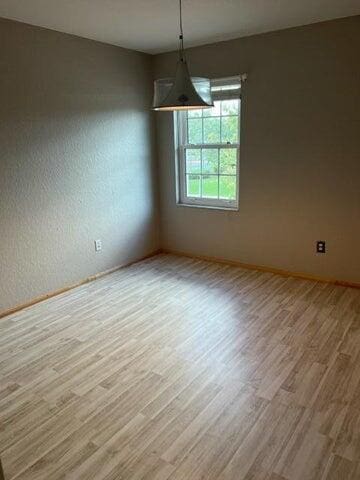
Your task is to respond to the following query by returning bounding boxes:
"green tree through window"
[178,77,241,209]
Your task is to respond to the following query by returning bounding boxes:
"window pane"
[203,101,221,117]
[221,99,239,116]
[221,116,238,143]
[178,92,240,208]
[219,148,237,174]
[203,117,220,143]
[188,118,203,144]
[186,149,201,174]
[187,174,201,197]
[188,109,202,118]
[219,176,236,200]
[202,149,218,174]
[202,175,219,198]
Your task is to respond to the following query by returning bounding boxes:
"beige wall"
[1,15,359,315]
[0,18,159,313]
[154,16,360,283]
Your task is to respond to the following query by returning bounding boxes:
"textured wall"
[154,16,360,283]
[0,18,159,312]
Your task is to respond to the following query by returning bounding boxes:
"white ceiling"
[0,0,359,54]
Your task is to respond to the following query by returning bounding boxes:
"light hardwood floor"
[1,253,360,480]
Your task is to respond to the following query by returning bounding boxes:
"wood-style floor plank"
[1,253,360,479]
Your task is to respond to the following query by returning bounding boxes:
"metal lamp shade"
[153,60,213,111]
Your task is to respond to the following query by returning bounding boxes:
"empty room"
[0,0,360,479]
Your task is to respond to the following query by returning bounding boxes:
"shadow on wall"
[0,101,158,313]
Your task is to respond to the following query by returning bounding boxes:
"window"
[175,76,241,210]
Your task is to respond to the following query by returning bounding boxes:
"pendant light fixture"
[152,0,214,111]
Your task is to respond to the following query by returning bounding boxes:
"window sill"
[176,202,239,212]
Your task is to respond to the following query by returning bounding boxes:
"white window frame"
[175,76,241,210]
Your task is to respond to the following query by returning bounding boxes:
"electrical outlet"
[94,239,102,252]
[316,241,326,254]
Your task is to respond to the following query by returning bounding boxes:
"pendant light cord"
[179,0,186,62]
